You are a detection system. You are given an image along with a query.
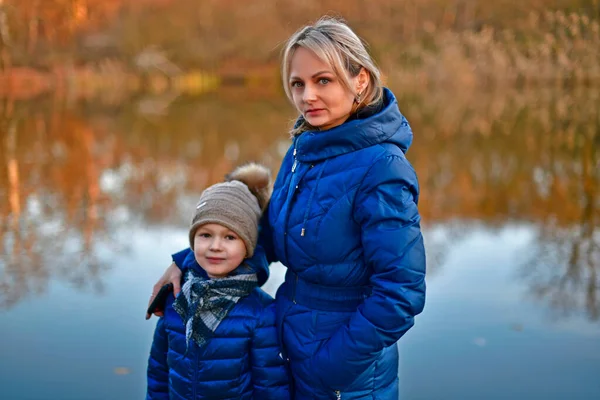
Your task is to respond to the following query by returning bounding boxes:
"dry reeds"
[389,11,600,89]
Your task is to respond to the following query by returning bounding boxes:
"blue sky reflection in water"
[1,224,598,400]
[0,88,599,399]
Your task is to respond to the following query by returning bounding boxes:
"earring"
[355,91,362,104]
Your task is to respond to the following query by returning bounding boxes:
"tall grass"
[2,1,600,97]
[388,11,600,89]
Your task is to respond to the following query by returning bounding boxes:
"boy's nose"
[209,238,223,251]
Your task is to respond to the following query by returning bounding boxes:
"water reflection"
[0,87,598,322]
[521,117,599,321]
[0,97,118,308]
[401,87,600,321]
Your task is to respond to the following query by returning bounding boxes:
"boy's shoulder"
[233,287,275,321]
[243,287,275,309]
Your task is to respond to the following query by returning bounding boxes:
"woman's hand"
[145,262,182,320]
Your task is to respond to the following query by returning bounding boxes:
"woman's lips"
[306,109,324,116]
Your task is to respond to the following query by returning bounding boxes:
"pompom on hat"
[189,163,272,257]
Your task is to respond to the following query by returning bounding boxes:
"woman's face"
[289,47,361,131]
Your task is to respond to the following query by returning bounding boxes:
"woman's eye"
[291,81,303,88]
[318,78,330,84]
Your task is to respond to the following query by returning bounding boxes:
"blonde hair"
[281,16,384,136]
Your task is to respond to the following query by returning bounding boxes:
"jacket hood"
[294,88,413,163]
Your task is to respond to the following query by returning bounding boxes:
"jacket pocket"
[283,308,318,362]
[314,311,352,340]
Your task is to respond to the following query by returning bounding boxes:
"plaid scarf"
[173,266,258,349]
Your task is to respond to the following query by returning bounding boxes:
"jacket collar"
[182,249,267,285]
[294,88,412,163]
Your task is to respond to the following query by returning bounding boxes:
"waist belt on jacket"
[284,270,372,312]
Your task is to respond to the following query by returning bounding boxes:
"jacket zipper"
[291,148,298,172]
[290,145,298,304]
[285,141,308,305]
[335,390,342,399]
[282,144,297,268]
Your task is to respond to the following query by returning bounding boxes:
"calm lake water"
[1,85,599,400]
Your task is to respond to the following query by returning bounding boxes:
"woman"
[148,16,426,399]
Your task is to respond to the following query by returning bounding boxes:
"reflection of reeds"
[518,105,598,321]
[0,60,221,102]
[0,101,119,309]
[520,216,599,321]
[1,84,598,312]
[405,86,600,227]
[0,93,290,309]
[399,85,599,321]
[66,63,221,103]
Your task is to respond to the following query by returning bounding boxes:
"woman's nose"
[303,84,317,102]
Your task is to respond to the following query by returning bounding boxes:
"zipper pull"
[335,390,341,399]
[291,147,298,172]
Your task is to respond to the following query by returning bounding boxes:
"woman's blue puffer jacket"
[168,88,426,399]
[260,88,426,399]
[146,252,289,400]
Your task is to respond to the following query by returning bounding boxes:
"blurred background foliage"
[1,0,600,98]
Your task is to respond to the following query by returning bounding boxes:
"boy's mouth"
[206,256,226,263]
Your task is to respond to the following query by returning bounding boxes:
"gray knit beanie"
[189,163,272,257]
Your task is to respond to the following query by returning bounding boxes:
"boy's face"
[192,223,246,279]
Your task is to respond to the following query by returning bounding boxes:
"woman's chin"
[306,118,325,128]
[305,116,348,131]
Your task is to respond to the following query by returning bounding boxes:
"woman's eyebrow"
[311,70,332,78]
[290,70,332,80]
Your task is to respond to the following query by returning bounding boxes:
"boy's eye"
[198,233,211,238]
[225,235,237,241]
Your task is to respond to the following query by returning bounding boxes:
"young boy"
[146,163,289,400]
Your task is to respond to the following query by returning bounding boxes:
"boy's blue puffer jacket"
[261,88,427,399]
[146,252,289,400]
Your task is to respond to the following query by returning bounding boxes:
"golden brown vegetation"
[392,10,600,89]
[1,0,600,97]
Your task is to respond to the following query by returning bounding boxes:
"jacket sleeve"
[146,317,170,400]
[311,154,426,390]
[258,206,278,264]
[171,248,191,270]
[256,143,295,266]
[250,302,290,399]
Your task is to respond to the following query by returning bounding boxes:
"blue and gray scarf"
[173,266,258,349]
